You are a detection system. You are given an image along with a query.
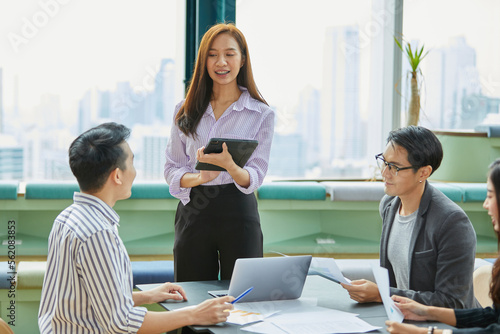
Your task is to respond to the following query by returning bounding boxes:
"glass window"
[0,0,184,181]
[402,0,500,130]
[236,0,387,179]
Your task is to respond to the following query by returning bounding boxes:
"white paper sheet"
[308,257,352,285]
[227,305,280,325]
[371,265,404,323]
[241,321,288,334]
[273,316,381,334]
[227,309,277,326]
[227,298,317,326]
[266,305,359,321]
[242,306,378,334]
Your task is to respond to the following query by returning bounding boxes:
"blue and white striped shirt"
[38,192,146,333]
[165,86,275,205]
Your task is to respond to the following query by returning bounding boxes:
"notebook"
[208,255,312,302]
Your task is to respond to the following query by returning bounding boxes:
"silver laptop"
[209,255,312,302]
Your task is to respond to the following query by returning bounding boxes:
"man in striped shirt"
[39,122,233,333]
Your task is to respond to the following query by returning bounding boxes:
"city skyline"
[1,31,499,181]
[1,1,500,181]
[0,0,181,121]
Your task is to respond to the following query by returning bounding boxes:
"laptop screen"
[226,255,312,302]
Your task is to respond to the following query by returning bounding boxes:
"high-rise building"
[112,81,149,128]
[99,90,112,119]
[0,134,23,180]
[23,128,73,180]
[268,133,306,177]
[321,25,366,175]
[420,36,480,129]
[154,58,176,124]
[13,75,19,117]
[462,94,500,128]
[35,94,63,130]
[78,89,93,134]
[0,68,3,134]
[130,124,169,180]
[297,86,321,170]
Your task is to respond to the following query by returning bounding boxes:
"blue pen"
[231,287,254,304]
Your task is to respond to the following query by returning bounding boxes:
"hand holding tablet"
[195,138,258,171]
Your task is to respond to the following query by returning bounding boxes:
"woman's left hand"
[197,142,236,171]
[386,321,426,334]
[391,295,429,321]
[147,282,188,303]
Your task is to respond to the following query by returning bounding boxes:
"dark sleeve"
[379,195,393,219]
[452,323,500,333]
[452,307,500,332]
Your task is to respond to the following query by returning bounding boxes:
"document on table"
[242,305,380,334]
[308,257,351,285]
[227,298,318,325]
[371,265,404,323]
[226,303,280,325]
[273,316,381,334]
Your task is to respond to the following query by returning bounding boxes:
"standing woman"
[386,159,500,333]
[164,23,274,282]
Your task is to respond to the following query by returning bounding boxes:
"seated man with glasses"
[342,125,479,309]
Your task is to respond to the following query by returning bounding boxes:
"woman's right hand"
[199,170,221,184]
[392,295,430,321]
[196,146,221,184]
[190,296,234,325]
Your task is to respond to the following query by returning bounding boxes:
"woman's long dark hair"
[489,159,500,305]
[175,23,267,137]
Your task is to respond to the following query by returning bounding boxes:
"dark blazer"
[379,181,480,309]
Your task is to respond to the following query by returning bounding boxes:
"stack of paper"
[240,306,380,334]
[231,298,380,334]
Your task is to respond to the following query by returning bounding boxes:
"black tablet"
[195,138,259,171]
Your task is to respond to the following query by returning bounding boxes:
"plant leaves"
[395,36,429,73]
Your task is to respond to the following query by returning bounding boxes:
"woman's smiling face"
[206,32,244,89]
[484,177,499,233]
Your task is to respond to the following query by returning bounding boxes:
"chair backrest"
[473,265,493,307]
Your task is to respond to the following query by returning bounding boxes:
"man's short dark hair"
[387,125,443,176]
[69,122,131,192]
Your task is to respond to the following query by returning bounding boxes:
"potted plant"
[395,37,429,126]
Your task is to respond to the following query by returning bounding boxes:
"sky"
[238,0,500,131]
[1,0,499,128]
[403,0,500,84]
[237,0,372,112]
[0,0,179,120]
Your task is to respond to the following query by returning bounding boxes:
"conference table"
[137,275,456,334]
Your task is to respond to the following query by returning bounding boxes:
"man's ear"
[109,167,122,185]
[420,165,433,181]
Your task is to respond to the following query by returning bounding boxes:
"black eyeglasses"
[375,153,415,176]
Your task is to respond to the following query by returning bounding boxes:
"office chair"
[473,265,493,307]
